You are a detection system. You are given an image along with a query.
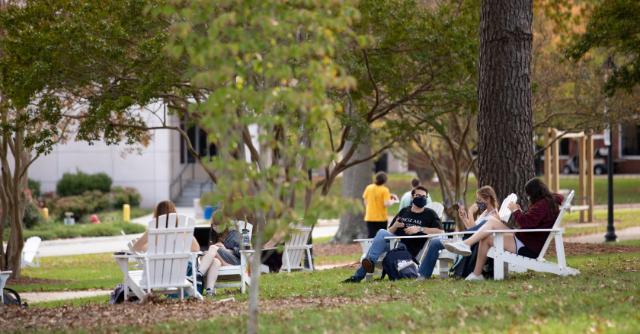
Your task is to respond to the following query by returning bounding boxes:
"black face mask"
[413,196,427,208]
[476,201,487,212]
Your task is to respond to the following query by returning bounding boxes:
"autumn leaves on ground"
[3,241,639,333]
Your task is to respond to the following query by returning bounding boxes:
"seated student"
[444,178,563,281]
[131,200,200,253]
[416,186,500,280]
[343,186,442,283]
[198,214,243,297]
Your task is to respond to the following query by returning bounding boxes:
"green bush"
[51,191,110,220]
[110,186,142,208]
[28,179,41,198]
[22,220,145,240]
[23,201,43,229]
[56,171,112,196]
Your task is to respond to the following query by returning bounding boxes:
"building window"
[180,125,217,164]
[621,123,640,156]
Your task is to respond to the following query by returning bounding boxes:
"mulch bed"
[0,295,400,333]
[314,242,360,257]
[551,242,640,257]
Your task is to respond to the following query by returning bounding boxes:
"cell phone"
[457,200,464,208]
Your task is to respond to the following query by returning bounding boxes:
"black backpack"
[381,244,419,281]
[3,287,27,307]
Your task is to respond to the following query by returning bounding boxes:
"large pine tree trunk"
[478,0,535,203]
[333,139,371,243]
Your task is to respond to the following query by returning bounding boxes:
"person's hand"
[508,202,521,212]
[458,206,468,220]
[390,194,399,202]
[404,226,422,235]
[392,221,405,229]
[469,203,479,215]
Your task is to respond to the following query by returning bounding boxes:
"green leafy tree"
[567,0,640,94]
[161,1,358,331]
[0,0,207,275]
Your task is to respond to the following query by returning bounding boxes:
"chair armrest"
[353,238,372,243]
[383,231,476,240]
[485,228,563,233]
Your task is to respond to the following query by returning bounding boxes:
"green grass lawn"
[10,245,640,333]
[564,208,640,237]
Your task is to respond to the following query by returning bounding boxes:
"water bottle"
[241,228,251,250]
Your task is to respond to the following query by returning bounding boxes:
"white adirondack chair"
[114,213,200,301]
[486,190,579,280]
[425,202,445,220]
[215,221,268,293]
[0,270,11,304]
[281,226,313,272]
[21,236,41,268]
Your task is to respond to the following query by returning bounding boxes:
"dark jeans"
[418,221,486,278]
[366,221,388,238]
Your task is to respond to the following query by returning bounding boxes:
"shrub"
[22,220,146,240]
[23,201,43,229]
[51,191,110,220]
[56,171,112,196]
[110,186,142,208]
[28,179,41,198]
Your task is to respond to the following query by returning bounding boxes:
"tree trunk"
[333,139,372,243]
[478,0,535,203]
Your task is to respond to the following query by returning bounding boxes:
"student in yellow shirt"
[363,172,398,238]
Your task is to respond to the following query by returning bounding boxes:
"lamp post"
[603,56,617,242]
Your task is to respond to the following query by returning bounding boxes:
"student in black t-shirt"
[343,186,443,283]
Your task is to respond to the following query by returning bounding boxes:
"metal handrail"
[169,164,192,201]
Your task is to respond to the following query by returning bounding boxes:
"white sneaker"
[465,272,485,281]
[444,240,472,256]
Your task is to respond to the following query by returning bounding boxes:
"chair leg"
[180,288,184,300]
[306,248,314,271]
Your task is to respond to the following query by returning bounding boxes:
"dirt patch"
[314,242,360,257]
[548,242,640,257]
[0,295,399,333]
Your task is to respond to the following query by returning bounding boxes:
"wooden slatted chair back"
[146,213,195,288]
[536,190,574,261]
[284,226,311,269]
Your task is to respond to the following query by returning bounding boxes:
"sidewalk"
[566,226,640,243]
[40,210,339,257]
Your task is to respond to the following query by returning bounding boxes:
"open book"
[498,193,518,222]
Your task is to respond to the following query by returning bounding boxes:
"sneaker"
[444,240,472,256]
[465,272,485,281]
[361,258,375,273]
[416,276,427,281]
[204,288,216,297]
[341,276,363,283]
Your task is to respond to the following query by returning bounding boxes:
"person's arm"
[383,188,394,207]
[131,231,148,253]
[511,202,546,228]
[387,213,403,234]
[190,237,200,252]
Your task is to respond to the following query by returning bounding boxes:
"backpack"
[109,284,139,304]
[3,287,27,307]
[381,244,419,281]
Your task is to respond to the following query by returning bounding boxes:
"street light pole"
[603,56,617,242]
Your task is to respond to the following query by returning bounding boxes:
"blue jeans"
[417,221,486,278]
[353,229,395,280]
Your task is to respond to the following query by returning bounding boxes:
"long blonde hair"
[477,186,498,209]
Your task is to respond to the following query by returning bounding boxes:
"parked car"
[562,149,608,175]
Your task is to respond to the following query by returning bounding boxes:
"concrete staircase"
[174,180,214,207]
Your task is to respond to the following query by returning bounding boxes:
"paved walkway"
[566,226,640,243]
[40,210,339,257]
[21,290,112,304]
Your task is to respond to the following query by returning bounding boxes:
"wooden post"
[552,129,560,193]
[544,128,552,187]
[578,135,586,223]
[586,131,594,223]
